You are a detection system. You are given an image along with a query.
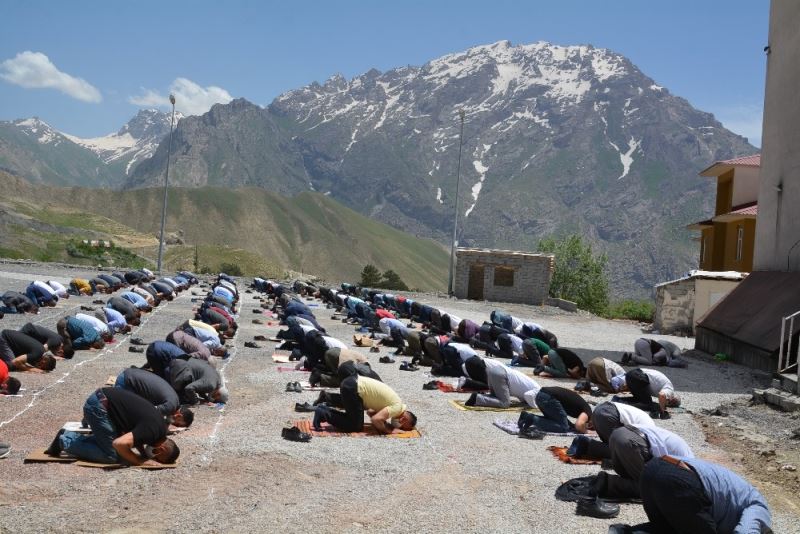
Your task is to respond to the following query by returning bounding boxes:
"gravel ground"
[0,263,795,533]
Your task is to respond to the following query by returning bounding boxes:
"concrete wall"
[694,278,741,325]
[754,1,800,270]
[454,251,553,305]
[732,166,761,206]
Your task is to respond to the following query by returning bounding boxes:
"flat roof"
[456,247,553,259]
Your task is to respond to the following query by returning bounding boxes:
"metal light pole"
[447,109,466,296]
[156,94,177,275]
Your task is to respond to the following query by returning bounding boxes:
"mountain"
[0,118,119,187]
[127,40,756,297]
[0,172,448,289]
[65,109,183,178]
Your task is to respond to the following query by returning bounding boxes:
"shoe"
[244,341,260,348]
[254,335,268,341]
[45,429,65,457]
[128,346,144,353]
[518,428,545,440]
[399,362,418,371]
[80,305,94,311]
[574,380,591,392]
[659,411,671,420]
[575,496,619,519]
[406,322,415,328]
[607,525,634,534]
[379,356,395,364]
[465,392,478,407]
[422,381,439,390]
[252,319,263,324]
[281,426,312,443]
[252,309,263,314]
[130,337,146,346]
[517,411,536,432]
[286,382,297,392]
[294,382,304,392]
[92,299,104,304]
[294,402,315,413]
[567,436,590,457]
[369,346,380,353]
[0,443,10,459]
[590,386,607,397]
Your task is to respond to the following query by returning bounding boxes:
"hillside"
[0,172,448,289]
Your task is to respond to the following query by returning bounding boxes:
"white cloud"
[129,77,233,116]
[0,51,102,103]
[715,103,763,148]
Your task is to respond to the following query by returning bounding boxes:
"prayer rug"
[24,449,76,463]
[75,460,177,469]
[292,419,421,439]
[449,399,534,412]
[492,418,595,438]
[548,446,602,465]
[435,381,489,393]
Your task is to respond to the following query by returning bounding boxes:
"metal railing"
[778,309,800,394]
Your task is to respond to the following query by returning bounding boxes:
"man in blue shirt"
[57,316,106,350]
[619,456,772,533]
[120,291,152,312]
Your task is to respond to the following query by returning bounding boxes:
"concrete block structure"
[454,248,554,305]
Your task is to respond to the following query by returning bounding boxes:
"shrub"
[360,264,381,287]
[219,262,243,276]
[605,300,654,322]
[538,234,609,315]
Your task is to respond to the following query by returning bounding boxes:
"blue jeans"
[510,356,537,367]
[529,390,571,433]
[114,372,127,389]
[61,391,119,463]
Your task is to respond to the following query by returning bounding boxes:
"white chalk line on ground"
[0,295,178,429]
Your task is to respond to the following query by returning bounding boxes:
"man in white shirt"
[466,358,540,409]
[569,401,656,460]
[611,368,680,418]
[47,281,69,299]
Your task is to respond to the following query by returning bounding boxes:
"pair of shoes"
[590,386,607,397]
[253,335,268,341]
[45,429,65,457]
[422,381,439,390]
[567,436,590,457]
[575,496,619,519]
[518,428,545,440]
[399,362,418,371]
[285,382,302,393]
[574,379,591,392]
[128,346,144,353]
[294,402,315,413]
[619,352,632,365]
[130,337,147,346]
[79,305,94,311]
[0,443,11,459]
[281,426,312,443]
[244,341,261,348]
[369,346,380,353]
[379,356,395,364]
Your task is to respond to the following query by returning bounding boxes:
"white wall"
[732,166,760,206]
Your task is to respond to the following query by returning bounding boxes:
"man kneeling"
[313,375,416,434]
[46,387,179,466]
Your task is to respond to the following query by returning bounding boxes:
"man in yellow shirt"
[313,375,416,433]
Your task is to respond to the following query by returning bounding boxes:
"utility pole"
[157,94,177,275]
[447,109,466,296]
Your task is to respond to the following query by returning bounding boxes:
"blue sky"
[0,0,769,145]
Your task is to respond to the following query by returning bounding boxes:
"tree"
[360,264,382,287]
[219,262,243,276]
[537,234,609,315]
[380,269,409,291]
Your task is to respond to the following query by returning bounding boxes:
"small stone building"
[454,248,554,305]
[654,270,746,335]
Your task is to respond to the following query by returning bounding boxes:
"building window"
[736,226,744,261]
[494,266,515,287]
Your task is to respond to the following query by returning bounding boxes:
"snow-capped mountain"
[65,109,182,176]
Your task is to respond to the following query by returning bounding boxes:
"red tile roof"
[719,154,761,167]
[729,203,758,216]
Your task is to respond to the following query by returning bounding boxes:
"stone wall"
[454,249,554,305]
[654,278,695,335]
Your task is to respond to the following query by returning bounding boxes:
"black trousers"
[603,426,651,499]
[325,376,364,432]
[635,458,716,534]
[626,368,658,412]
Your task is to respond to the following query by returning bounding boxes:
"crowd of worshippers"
[0,268,237,467]
[252,277,772,533]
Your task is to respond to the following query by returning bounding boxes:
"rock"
[781,465,797,472]
[767,466,778,473]
[792,428,800,440]
[757,448,776,457]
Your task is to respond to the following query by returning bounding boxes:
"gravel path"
[0,263,794,533]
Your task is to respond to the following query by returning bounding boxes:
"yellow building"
[688,154,760,272]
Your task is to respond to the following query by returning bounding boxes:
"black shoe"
[128,346,144,353]
[575,496,620,519]
[517,411,536,431]
[281,426,312,443]
[620,352,632,365]
[130,337,146,346]
[253,335,268,341]
[80,305,94,311]
[92,299,104,304]
[286,382,296,392]
[45,429,66,457]
[659,411,671,420]
[379,356,395,364]
[294,402,315,413]
[465,392,478,407]
[518,428,545,440]
[244,341,260,348]
[608,524,635,534]
[252,309,263,314]
[422,381,438,390]
[252,319,264,325]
